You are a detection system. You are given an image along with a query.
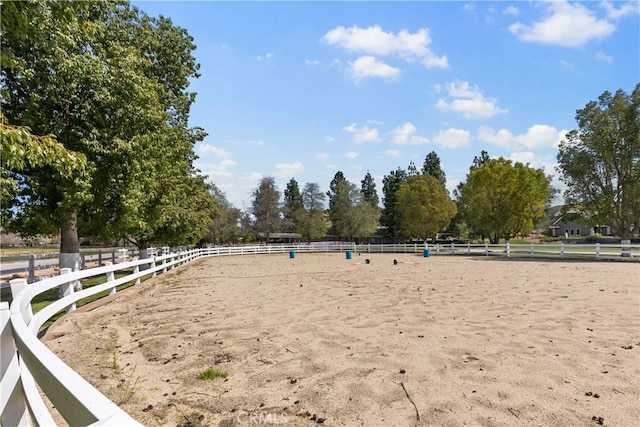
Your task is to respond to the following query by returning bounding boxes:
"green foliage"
[283,178,303,232]
[396,175,457,239]
[460,158,552,243]
[296,183,328,241]
[421,151,446,187]
[0,114,87,224]
[380,167,407,239]
[360,171,379,207]
[198,368,228,380]
[1,1,210,255]
[251,177,282,241]
[557,84,640,239]
[205,185,242,244]
[327,172,379,240]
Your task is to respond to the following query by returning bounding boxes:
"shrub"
[197,368,228,380]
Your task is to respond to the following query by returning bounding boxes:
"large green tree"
[448,150,491,239]
[460,158,552,243]
[283,178,303,232]
[421,151,446,187]
[251,177,282,242]
[396,175,457,240]
[297,182,328,241]
[205,184,242,245]
[0,114,87,225]
[1,1,209,268]
[380,167,407,240]
[360,171,380,207]
[557,84,640,239]
[327,172,378,240]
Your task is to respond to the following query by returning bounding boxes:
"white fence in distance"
[2,242,639,426]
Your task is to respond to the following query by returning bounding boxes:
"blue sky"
[134,1,639,210]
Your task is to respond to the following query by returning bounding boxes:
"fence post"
[28,254,35,284]
[59,268,76,313]
[98,250,102,267]
[467,243,471,255]
[111,249,116,264]
[81,252,86,270]
[450,242,455,254]
[151,256,157,277]
[10,279,32,322]
[530,243,535,257]
[104,262,116,296]
[119,249,127,263]
[506,242,510,257]
[133,265,140,285]
[560,242,565,258]
[484,242,488,256]
[595,243,600,260]
[1,301,31,427]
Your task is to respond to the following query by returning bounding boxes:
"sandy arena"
[44,253,639,426]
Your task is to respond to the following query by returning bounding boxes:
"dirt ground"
[44,253,639,426]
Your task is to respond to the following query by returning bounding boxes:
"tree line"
[228,149,550,245]
[2,1,638,270]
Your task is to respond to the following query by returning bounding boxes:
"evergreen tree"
[421,151,446,187]
[380,168,407,239]
[360,171,380,207]
[251,177,282,242]
[283,178,303,232]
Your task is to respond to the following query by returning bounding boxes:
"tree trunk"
[59,211,82,291]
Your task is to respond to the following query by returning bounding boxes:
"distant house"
[548,207,612,237]
[261,233,302,243]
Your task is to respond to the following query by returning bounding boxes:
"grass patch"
[8,269,155,332]
[197,368,228,380]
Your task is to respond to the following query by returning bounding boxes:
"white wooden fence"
[2,242,638,426]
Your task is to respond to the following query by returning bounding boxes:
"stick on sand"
[401,382,420,421]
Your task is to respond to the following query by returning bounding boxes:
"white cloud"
[392,122,430,145]
[349,56,401,81]
[242,172,263,182]
[323,25,441,61]
[248,139,265,146]
[315,153,330,161]
[385,149,401,157]
[432,128,471,149]
[595,51,613,63]
[601,1,640,20]
[343,122,381,143]
[256,53,273,61]
[509,1,615,47]
[274,162,304,178]
[323,25,448,78]
[326,164,338,169]
[344,151,358,159]
[197,159,237,179]
[305,59,320,66]
[435,80,507,119]
[503,6,519,16]
[325,136,335,142]
[197,144,231,158]
[478,124,568,150]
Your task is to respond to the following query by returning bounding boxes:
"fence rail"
[2,242,639,426]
